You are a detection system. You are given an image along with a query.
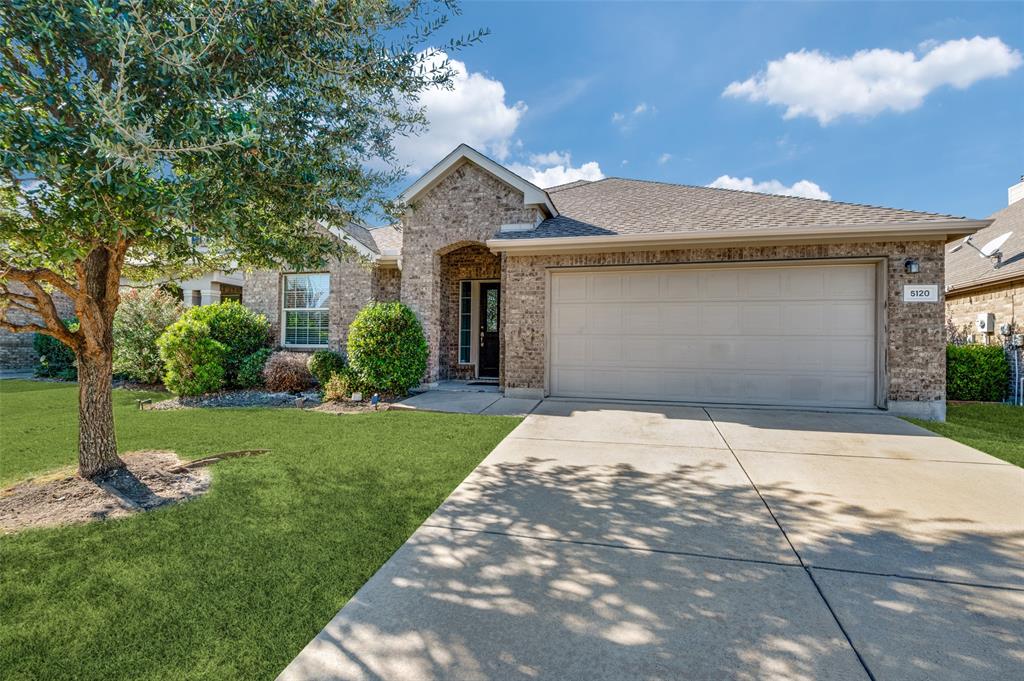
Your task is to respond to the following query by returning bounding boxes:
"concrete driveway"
[279,402,1024,681]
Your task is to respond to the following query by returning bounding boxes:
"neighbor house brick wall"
[400,160,543,382]
[502,240,947,408]
[946,279,1023,343]
[244,255,376,352]
[438,243,501,380]
[0,283,75,371]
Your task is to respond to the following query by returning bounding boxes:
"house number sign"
[903,284,938,303]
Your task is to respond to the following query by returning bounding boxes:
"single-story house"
[246,144,992,420]
[945,177,1023,342]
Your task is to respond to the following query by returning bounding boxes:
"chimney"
[1011,175,1024,206]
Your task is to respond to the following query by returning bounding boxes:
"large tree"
[0,0,480,477]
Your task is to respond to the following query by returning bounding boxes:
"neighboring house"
[178,270,245,308]
[246,144,990,420]
[0,283,74,373]
[945,177,1023,342]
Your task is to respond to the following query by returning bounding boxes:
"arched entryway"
[437,242,502,381]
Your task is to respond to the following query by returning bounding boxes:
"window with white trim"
[459,281,472,363]
[283,273,330,347]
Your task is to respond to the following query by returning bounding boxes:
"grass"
[0,380,520,680]
[907,402,1024,467]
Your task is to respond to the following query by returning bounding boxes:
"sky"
[389,1,1023,220]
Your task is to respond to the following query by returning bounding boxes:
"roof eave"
[946,267,1024,295]
[400,144,558,218]
[486,220,991,255]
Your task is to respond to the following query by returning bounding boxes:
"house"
[246,144,991,420]
[0,283,74,373]
[178,270,245,308]
[945,177,1023,342]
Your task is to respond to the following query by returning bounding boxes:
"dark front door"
[478,282,500,378]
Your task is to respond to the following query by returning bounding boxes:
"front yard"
[0,380,519,680]
[907,402,1024,467]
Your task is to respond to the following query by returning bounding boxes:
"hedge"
[947,344,1010,402]
[347,302,427,396]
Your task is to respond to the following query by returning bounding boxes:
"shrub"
[947,344,1010,402]
[181,302,269,386]
[33,319,79,379]
[322,370,356,402]
[263,351,315,392]
[347,302,427,396]
[156,319,227,395]
[113,288,183,383]
[237,348,273,388]
[308,349,346,387]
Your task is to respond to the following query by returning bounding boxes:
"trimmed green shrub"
[347,302,427,396]
[322,370,353,402]
[237,348,273,388]
[947,344,1010,402]
[113,288,183,383]
[262,351,315,392]
[308,349,346,387]
[180,302,269,386]
[156,319,227,396]
[33,319,79,379]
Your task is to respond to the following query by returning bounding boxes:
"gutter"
[486,219,992,255]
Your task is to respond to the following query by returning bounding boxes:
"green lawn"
[0,380,520,680]
[908,402,1024,467]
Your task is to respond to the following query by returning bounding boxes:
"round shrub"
[308,349,346,387]
[113,288,183,384]
[347,302,427,396]
[262,351,315,392]
[156,319,227,396]
[33,319,79,379]
[947,344,1010,402]
[180,302,269,386]
[237,348,273,388]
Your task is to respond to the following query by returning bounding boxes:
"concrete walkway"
[280,401,1024,681]
[396,389,540,416]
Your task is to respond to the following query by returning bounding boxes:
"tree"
[0,0,482,478]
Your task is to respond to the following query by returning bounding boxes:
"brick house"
[945,178,1023,342]
[246,144,991,420]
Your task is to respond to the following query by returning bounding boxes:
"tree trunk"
[76,346,124,478]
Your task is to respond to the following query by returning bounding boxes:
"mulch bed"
[311,400,392,414]
[0,451,211,533]
[149,389,322,410]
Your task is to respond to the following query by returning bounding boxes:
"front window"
[283,273,329,347]
[459,281,472,363]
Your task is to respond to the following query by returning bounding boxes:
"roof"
[401,144,557,217]
[946,199,1024,293]
[499,177,970,240]
[333,222,403,260]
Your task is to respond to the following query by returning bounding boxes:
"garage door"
[549,262,878,408]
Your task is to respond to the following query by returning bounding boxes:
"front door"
[478,282,500,378]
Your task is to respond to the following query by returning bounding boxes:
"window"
[458,281,472,363]
[191,290,202,307]
[283,273,329,347]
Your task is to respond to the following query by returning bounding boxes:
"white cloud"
[708,175,831,200]
[394,52,526,172]
[611,101,655,130]
[510,162,605,188]
[657,153,672,165]
[724,36,1022,124]
[509,150,604,188]
[529,150,571,166]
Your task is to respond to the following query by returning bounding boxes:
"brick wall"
[245,255,377,353]
[371,266,402,303]
[946,279,1023,343]
[400,160,543,382]
[438,244,501,380]
[502,241,947,412]
[0,283,75,371]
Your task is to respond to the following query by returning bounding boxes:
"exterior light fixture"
[904,259,920,274]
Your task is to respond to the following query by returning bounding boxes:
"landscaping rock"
[149,389,321,410]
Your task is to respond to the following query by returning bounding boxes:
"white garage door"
[549,262,878,408]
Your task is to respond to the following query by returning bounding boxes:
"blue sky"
[394,1,1023,220]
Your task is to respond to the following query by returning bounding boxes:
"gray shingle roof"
[500,177,968,240]
[946,199,1024,291]
[339,222,378,252]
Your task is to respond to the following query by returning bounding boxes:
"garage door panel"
[550,263,877,408]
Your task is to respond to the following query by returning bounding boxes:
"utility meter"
[977,313,995,334]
